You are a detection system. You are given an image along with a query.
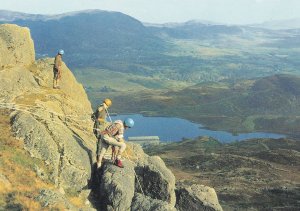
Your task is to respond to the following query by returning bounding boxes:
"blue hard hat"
[58,49,64,55]
[124,118,134,128]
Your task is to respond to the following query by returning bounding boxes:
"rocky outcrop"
[96,144,177,210]
[176,184,223,211]
[135,156,176,207]
[11,112,60,183]
[0,24,96,192]
[0,24,223,211]
[0,24,35,68]
[99,161,136,210]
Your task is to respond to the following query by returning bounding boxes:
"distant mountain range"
[1,10,300,81]
[0,9,166,73]
[0,9,110,21]
[251,18,300,30]
[0,9,245,77]
[147,20,242,39]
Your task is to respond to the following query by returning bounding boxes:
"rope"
[104,106,113,123]
[1,102,146,194]
[0,103,97,136]
[124,150,145,195]
[0,103,92,146]
[0,103,90,122]
[105,108,145,195]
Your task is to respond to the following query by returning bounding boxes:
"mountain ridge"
[251,18,300,30]
[1,9,300,83]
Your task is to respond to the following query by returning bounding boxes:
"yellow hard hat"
[103,98,112,107]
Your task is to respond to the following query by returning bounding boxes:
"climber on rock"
[53,49,64,89]
[96,118,134,169]
[92,98,112,138]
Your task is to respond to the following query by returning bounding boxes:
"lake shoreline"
[111,114,286,143]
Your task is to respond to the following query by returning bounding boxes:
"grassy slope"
[145,137,300,210]
[0,109,86,210]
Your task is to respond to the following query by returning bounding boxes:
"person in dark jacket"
[53,49,64,89]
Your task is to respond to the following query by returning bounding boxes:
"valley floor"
[145,137,300,210]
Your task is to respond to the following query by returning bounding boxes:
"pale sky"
[0,0,299,24]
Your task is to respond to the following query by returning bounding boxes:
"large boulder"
[176,184,223,211]
[0,24,35,68]
[131,193,176,211]
[99,161,136,211]
[97,145,177,210]
[135,156,176,207]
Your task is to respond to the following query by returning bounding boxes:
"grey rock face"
[11,109,93,190]
[0,66,39,102]
[0,24,35,68]
[0,24,95,191]
[135,156,176,207]
[97,146,177,211]
[176,184,223,211]
[100,161,136,211]
[131,193,176,211]
[11,112,60,183]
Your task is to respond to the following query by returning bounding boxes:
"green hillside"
[107,74,300,137]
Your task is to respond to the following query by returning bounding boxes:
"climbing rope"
[124,150,145,195]
[0,103,93,146]
[105,109,145,196]
[0,102,146,195]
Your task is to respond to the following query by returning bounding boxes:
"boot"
[114,159,124,168]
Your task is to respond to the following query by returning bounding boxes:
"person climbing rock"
[96,118,134,169]
[92,98,112,138]
[53,49,64,89]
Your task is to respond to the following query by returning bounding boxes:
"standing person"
[53,49,64,89]
[92,98,112,138]
[96,118,134,169]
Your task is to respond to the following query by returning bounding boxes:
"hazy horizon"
[0,0,299,25]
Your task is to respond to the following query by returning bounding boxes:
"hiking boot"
[114,159,124,168]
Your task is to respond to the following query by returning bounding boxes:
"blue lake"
[111,114,285,143]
